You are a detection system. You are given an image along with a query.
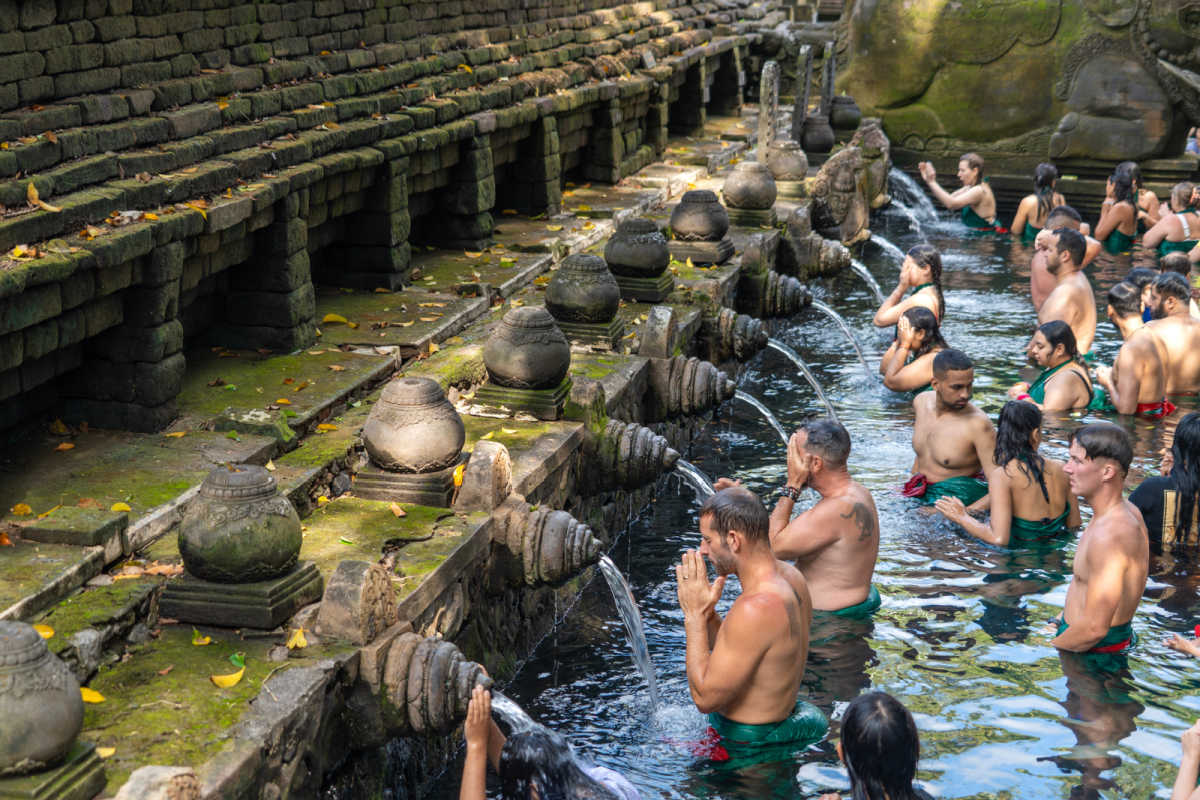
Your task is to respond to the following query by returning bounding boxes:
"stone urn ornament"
[766,141,809,199]
[473,306,573,420]
[800,113,835,154]
[604,217,672,302]
[722,162,778,226]
[545,254,624,350]
[161,464,323,628]
[830,95,863,131]
[667,190,734,266]
[355,376,469,507]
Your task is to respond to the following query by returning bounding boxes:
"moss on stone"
[299,497,454,576]
[40,578,158,653]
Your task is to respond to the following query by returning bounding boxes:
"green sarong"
[1157,239,1198,257]
[1089,386,1115,413]
[961,205,998,230]
[1081,351,1095,364]
[823,585,881,618]
[1026,360,1073,404]
[1010,509,1069,544]
[913,384,932,395]
[1020,223,1040,245]
[1054,617,1136,653]
[705,702,828,767]
[1103,229,1135,254]
[916,474,989,505]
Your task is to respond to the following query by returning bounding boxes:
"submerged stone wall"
[0,0,752,436]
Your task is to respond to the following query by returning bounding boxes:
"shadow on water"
[428,201,1200,800]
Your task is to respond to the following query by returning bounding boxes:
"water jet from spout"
[764,339,840,423]
[597,555,660,709]
[807,300,875,381]
[849,259,885,305]
[675,459,715,500]
[734,390,789,448]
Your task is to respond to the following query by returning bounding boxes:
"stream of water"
[765,338,839,423]
[596,555,661,709]
[734,389,789,448]
[431,196,1200,800]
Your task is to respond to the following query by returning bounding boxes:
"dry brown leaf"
[0,531,11,546]
[327,364,346,371]
[54,442,74,452]
[389,502,407,517]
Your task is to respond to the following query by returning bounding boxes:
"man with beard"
[1039,227,1097,359]
[902,349,997,508]
[675,487,827,763]
[1030,206,1101,311]
[1052,423,1148,653]
[1145,272,1200,395]
[1093,281,1176,417]
[767,420,880,617]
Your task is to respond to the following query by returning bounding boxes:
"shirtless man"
[767,420,880,616]
[1146,272,1200,394]
[1052,423,1148,653]
[1030,206,1102,311]
[902,349,997,508]
[1039,227,1097,357]
[1094,281,1176,417]
[676,487,827,758]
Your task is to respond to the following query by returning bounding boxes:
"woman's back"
[1006,457,1070,523]
[1024,191,1065,229]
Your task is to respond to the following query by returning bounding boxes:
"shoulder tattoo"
[841,502,876,542]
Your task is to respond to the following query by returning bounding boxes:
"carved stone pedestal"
[556,317,625,351]
[613,271,674,303]
[472,377,571,420]
[669,237,734,266]
[353,456,464,507]
[0,743,105,800]
[160,561,323,629]
[725,207,777,228]
[776,179,807,200]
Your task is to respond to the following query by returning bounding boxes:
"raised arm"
[935,468,1013,546]
[1142,214,1176,250]
[772,500,845,561]
[873,280,911,327]
[883,349,935,392]
[927,181,983,212]
[1095,353,1140,415]
[460,687,492,800]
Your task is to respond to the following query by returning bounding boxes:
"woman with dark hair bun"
[935,400,1079,546]
[879,306,948,394]
[817,691,931,800]
[1117,160,1162,231]
[1097,169,1139,254]
[1011,163,1065,244]
[1009,320,1093,411]
[1132,411,1200,555]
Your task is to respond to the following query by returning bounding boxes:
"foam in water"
[849,258,885,305]
[734,389,790,448]
[596,555,660,709]
[674,458,715,499]
[765,338,840,423]
[808,299,876,381]
[888,167,938,222]
[491,691,541,733]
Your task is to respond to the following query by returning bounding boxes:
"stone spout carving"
[0,621,84,775]
[711,307,768,361]
[649,356,736,419]
[483,306,571,390]
[722,162,778,210]
[669,190,730,242]
[545,255,620,324]
[589,420,681,490]
[494,498,602,585]
[381,633,491,735]
[849,118,891,209]
[363,377,466,473]
[821,237,852,273]
[178,465,302,584]
[764,271,813,317]
[838,0,1200,160]
[810,145,870,246]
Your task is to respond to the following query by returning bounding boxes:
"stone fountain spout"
[493,497,603,586]
[587,420,680,491]
[380,633,491,735]
[647,355,736,420]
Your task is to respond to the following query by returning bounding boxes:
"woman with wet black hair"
[873,243,945,328]
[1097,169,1139,254]
[1011,163,1065,244]
[817,691,930,800]
[879,306,948,395]
[1133,411,1200,553]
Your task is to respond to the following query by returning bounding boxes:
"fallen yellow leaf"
[96,747,115,759]
[389,502,406,517]
[317,423,338,431]
[480,430,495,440]
[419,316,440,322]
[546,224,563,231]
[327,364,346,372]
[265,459,276,472]
[686,257,695,269]
[317,495,330,505]
[164,431,186,438]
[464,250,483,258]
[142,212,158,221]
[48,418,69,435]
[453,462,466,488]
[210,666,245,688]
[110,502,132,512]
[36,200,61,213]
[184,202,206,220]
[418,302,447,308]
[80,687,105,703]
[0,531,10,546]
[429,342,439,353]
[33,623,54,639]
[26,182,39,204]
[458,63,473,73]
[54,442,75,452]
[276,398,292,405]
[286,628,307,649]
[37,505,60,520]
[192,628,211,646]
[10,503,32,516]
[322,313,348,324]
[502,428,518,434]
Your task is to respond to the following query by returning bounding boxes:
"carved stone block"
[159,561,324,629]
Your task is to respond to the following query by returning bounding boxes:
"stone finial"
[722,162,778,211]
[605,217,669,278]
[453,440,513,512]
[314,561,399,646]
[483,306,571,391]
[649,356,737,418]
[0,622,84,776]
[362,377,466,474]
[545,255,620,324]
[380,634,491,735]
[791,44,814,141]
[494,497,602,585]
[589,420,680,490]
[669,190,729,242]
[178,465,301,584]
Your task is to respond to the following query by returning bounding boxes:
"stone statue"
[838,0,1200,160]
[849,118,891,209]
[809,145,871,245]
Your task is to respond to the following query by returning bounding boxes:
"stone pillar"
[508,112,562,216]
[820,42,836,117]
[333,157,412,290]
[757,60,780,158]
[645,78,671,156]
[791,44,813,142]
[584,92,624,184]
[440,135,495,250]
[63,243,185,432]
[225,199,316,351]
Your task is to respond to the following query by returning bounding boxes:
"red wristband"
[1017,393,1033,403]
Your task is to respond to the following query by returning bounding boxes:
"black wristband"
[779,486,802,502]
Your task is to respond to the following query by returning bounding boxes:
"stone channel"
[0,2,876,798]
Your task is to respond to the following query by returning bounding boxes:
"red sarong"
[900,473,928,498]
[1136,399,1177,418]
